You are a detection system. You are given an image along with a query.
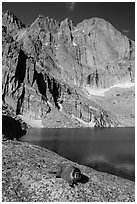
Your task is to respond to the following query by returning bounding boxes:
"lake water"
[20,127,135,181]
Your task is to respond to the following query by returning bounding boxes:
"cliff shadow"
[11,49,27,94]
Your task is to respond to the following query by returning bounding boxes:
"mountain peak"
[2,10,25,32]
[2,10,135,128]
[3,10,14,17]
[60,18,74,31]
[29,15,59,33]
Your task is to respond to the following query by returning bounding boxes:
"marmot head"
[72,168,81,181]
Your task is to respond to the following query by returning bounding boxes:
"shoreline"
[2,140,135,202]
[18,113,43,128]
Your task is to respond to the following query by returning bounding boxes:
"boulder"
[2,115,26,140]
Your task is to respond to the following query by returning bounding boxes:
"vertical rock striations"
[2,11,134,127]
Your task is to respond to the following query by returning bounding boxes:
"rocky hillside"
[2,140,135,202]
[2,10,135,127]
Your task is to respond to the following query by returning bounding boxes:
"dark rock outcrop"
[2,11,135,127]
[2,115,26,140]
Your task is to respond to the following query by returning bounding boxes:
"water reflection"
[21,127,135,181]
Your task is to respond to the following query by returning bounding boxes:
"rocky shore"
[2,102,135,201]
[2,140,135,202]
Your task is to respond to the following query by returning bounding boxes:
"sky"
[2,2,135,40]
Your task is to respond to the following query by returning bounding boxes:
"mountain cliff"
[2,11,135,127]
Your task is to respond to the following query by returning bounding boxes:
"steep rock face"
[2,11,134,127]
[56,18,134,88]
[2,10,25,37]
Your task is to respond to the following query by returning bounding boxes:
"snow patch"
[73,41,77,46]
[83,82,135,97]
[58,103,63,111]
[58,64,64,70]
[73,29,78,32]
[72,115,95,127]
[18,114,43,128]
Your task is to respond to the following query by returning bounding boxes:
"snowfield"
[83,82,135,97]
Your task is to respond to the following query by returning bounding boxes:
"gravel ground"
[2,140,135,202]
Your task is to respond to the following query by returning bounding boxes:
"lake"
[20,127,135,181]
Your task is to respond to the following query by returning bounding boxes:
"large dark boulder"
[2,115,26,140]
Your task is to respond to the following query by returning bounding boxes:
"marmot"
[49,163,82,187]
